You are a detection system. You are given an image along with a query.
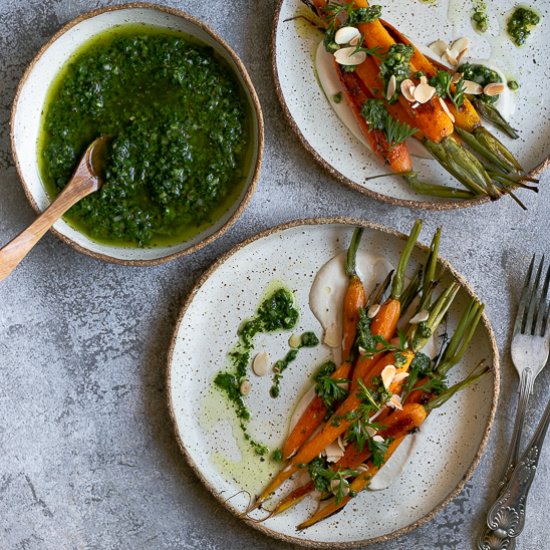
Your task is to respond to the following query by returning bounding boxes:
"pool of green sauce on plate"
[38,24,252,248]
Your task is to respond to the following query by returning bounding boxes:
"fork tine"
[526,256,545,335]
[539,261,550,336]
[514,254,536,336]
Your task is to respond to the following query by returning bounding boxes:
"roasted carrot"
[282,228,365,459]
[335,63,413,173]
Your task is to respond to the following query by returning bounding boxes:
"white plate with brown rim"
[10,2,263,266]
[167,218,499,547]
[272,0,550,210]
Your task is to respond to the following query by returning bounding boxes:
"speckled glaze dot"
[272,0,550,211]
[167,218,499,548]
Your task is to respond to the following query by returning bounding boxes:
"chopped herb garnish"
[379,44,414,100]
[333,92,343,103]
[314,361,349,412]
[369,436,391,468]
[428,70,465,110]
[307,457,358,504]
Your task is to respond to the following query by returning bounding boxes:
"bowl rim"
[271,0,529,211]
[10,1,264,266]
[165,216,501,548]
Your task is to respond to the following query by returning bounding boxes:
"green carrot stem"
[391,220,422,300]
[345,227,364,277]
[472,99,519,140]
[491,173,538,192]
[369,270,393,307]
[474,127,523,173]
[425,361,490,411]
[400,265,422,311]
[419,228,441,311]
[403,174,474,199]
[454,127,515,174]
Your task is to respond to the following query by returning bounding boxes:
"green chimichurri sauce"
[471,0,488,32]
[38,25,251,247]
[269,331,320,398]
[214,287,300,455]
[459,62,502,105]
[507,6,541,46]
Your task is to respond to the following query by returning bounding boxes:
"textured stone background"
[1,1,549,549]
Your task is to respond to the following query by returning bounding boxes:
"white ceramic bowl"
[10,3,263,265]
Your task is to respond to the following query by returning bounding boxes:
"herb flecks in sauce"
[214,287,299,455]
[508,80,520,91]
[39,26,249,247]
[269,331,320,398]
[459,62,502,105]
[379,44,414,102]
[507,6,540,46]
[471,0,489,32]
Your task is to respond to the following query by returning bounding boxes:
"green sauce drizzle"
[471,0,489,32]
[214,287,300,455]
[269,331,320,398]
[507,6,541,46]
[39,25,250,247]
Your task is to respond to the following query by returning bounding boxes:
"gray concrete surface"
[1,1,549,548]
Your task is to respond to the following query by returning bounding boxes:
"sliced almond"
[413,82,436,104]
[330,478,350,496]
[451,72,463,84]
[372,435,385,444]
[288,333,302,348]
[411,102,420,109]
[438,96,456,123]
[484,82,506,96]
[456,47,469,65]
[386,74,397,101]
[419,75,428,85]
[337,381,350,391]
[367,304,381,318]
[429,39,449,57]
[388,394,403,410]
[325,440,345,463]
[349,35,361,47]
[337,435,346,453]
[400,79,416,102]
[356,464,370,474]
[366,426,378,438]
[392,372,410,384]
[409,309,429,324]
[381,364,397,390]
[239,380,252,396]
[463,79,483,95]
[443,48,458,67]
[252,351,270,376]
[335,26,362,45]
[324,322,340,348]
[358,346,367,356]
[449,37,470,58]
[334,47,367,66]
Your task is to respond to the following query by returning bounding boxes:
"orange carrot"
[335,63,413,173]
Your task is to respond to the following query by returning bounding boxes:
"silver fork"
[478,255,550,550]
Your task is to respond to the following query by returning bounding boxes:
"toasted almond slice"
[451,72,463,84]
[414,82,436,104]
[335,26,362,45]
[484,82,506,96]
[438,96,456,123]
[456,47,469,65]
[400,79,416,102]
[240,380,252,396]
[330,478,350,495]
[368,303,381,318]
[449,37,470,58]
[409,309,429,324]
[429,39,448,57]
[386,74,397,100]
[366,426,378,438]
[356,464,370,474]
[443,48,458,66]
[288,333,302,348]
[411,102,420,109]
[372,435,385,443]
[252,351,270,376]
[393,372,410,384]
[337,435,346,453]
[349,34,361,47]
[324,322,340,347]
[388,394,403,410]
[420,75,428,85]
[334,47,367,66]
[337,381,350,391]
[325,440,345,463]
[358,346,367,356]
[463,79,483,95]
[381,364,397,390]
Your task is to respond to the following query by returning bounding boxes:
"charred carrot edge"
[335,63,413,173]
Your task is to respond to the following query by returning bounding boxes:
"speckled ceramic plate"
[10,3,263,265]
[272,0,550,210]
[167,218,499,547]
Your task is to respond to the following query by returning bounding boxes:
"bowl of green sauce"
[10,3,263,264]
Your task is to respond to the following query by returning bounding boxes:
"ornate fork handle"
[485,395,550,545]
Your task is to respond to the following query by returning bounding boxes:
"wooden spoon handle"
[0,174,98,282]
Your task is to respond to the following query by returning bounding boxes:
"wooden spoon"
[0,135,109,282]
